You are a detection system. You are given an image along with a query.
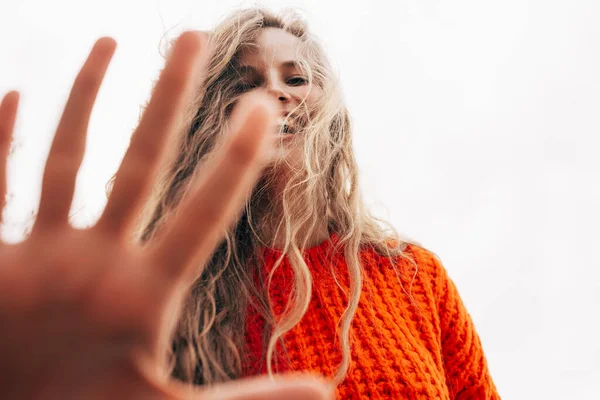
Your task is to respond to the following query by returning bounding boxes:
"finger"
[151,92,276,282]
[132,350,333,400]
[98,31,208,235]
[34,37,116,230]
[0,91,19,226]
[180,375,333,400]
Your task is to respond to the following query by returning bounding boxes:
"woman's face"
[234,27,321,138]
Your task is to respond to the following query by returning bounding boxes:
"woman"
[0,6,499,400]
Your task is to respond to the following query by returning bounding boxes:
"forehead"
[237,27,301,66]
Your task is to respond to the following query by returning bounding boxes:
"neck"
[260,217,330,250]
[255,181,330,250]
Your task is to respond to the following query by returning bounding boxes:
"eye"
[287,76,308,86]
[233,82,255,93]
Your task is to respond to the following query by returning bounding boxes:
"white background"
[1,0,598,398]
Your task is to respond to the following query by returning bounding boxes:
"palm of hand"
[0,33,330,400]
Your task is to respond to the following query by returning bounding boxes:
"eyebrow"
[235,60,301,73]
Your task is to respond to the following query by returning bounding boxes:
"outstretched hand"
[0,32,331,400]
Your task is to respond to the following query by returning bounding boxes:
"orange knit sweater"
[243,233,500,399]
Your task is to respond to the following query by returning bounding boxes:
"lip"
[274,129,295,137]
[270,132,295,146]
[273,112,302,136]
[277,115,293,124]
[274,120,296,135]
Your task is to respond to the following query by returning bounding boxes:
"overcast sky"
[1,0,599,398]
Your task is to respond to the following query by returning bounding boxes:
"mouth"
[281,124,295,134]
[275,117,296,135]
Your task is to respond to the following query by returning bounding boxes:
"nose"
[267,82,290,103]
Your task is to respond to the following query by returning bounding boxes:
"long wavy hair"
[134,6,422,390]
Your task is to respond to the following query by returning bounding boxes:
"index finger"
[0,91,19,226]
[150,92,277,283]
[98,31,209,235]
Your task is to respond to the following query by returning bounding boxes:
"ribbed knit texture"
[243,233,500,399]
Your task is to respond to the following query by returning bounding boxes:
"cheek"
[306,89,321,105]
[288,146,304,167]
[293,86,322,112]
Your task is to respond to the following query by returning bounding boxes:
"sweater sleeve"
[425,250,501,399]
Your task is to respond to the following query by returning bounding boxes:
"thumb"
[133,354,333,400]
[158,375,334,400]
[190,374,334,400]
